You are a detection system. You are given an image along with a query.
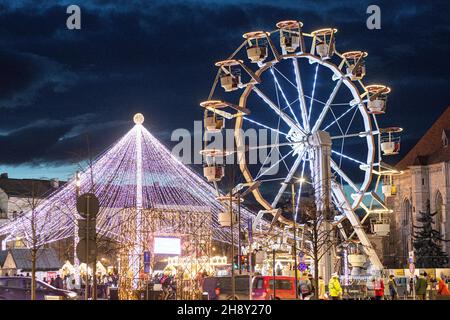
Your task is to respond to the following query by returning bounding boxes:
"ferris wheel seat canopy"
[311,28,338,37]
[276,20,304,29]
[342,51,368,60]
[200,148,228,158]
[214,59,242,67]
[380,126,403,133]
[242,31,269,40]
[366,84,391,95]
[200,100,228,109]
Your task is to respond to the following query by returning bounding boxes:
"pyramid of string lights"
[0,114,260,247]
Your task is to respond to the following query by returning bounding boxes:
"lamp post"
[74,171,81,297]
[291,183,299,299]
[288,176,307,299]
[229,192,236,300]
[272,241,280,300]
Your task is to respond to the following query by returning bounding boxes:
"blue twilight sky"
[0,0,449,181]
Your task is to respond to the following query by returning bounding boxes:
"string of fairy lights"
[0,121,263,248]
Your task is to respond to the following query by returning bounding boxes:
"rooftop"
[0,176,65,198]
[1,248,62,271]
[396,106,450,170]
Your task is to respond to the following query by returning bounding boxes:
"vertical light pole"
[272,245,276,300]
[133,114,145,292]
[229,192,236,300]
[237,193,241,275]
[74,171,81,294]
[291,183,299,299]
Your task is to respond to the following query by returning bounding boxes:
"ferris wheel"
[200,20,403,270]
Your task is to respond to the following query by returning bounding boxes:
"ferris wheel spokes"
[271,150,307,208]
[254,148,295,180]
[311,77,344,133]
[270,67,301,126]
[292,58,310,132]
[252,86,306,135]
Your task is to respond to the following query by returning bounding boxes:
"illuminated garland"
[0,122,261,246]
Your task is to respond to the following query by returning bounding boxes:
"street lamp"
[271,241,280,300]
[74,170,81,297]
[291,183,299,299]
[285,176,307,299]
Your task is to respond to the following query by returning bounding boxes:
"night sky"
[0,0,449,180]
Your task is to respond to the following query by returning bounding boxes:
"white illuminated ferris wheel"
[201,20,403,270]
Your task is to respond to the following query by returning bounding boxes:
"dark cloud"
[0,0,449,173]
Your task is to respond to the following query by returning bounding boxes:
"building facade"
[0,174,62,227]
[384,107,450,268]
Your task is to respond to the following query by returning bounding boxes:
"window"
[253,278,263,289]
[24,279,31,290]
[402,199,411,227]
[7,279,25,289]
[435,191,443,234]
[442,130,448,148]
[402,199,412,259]
[268,279,292,290]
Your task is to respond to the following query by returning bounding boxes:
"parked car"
[0,276,78,300]
[252,276,297,300]
[202,275,250,300]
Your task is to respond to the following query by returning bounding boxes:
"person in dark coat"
[54,275,64,289]
[415,273,428,300]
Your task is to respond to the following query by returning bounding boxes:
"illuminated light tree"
[0,114,261,299]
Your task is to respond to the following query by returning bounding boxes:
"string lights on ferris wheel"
[201,19,404,269]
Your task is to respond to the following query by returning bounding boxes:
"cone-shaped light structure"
[0,115,260,247]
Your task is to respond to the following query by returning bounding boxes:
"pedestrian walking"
[298,273,312,300]
[328,273,342,300]
[307,274,315,298]
[371,277,385,300]
[318,276,326,300]
[54,274,64,289]
[388,275,398,300]
[415,272,428,300]
[437,277,450,296]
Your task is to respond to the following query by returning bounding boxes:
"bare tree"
[9,179,55,300]
[298,200,339,300]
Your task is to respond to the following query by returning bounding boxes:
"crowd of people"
[43,273,119,299]
[295,271,450,300]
